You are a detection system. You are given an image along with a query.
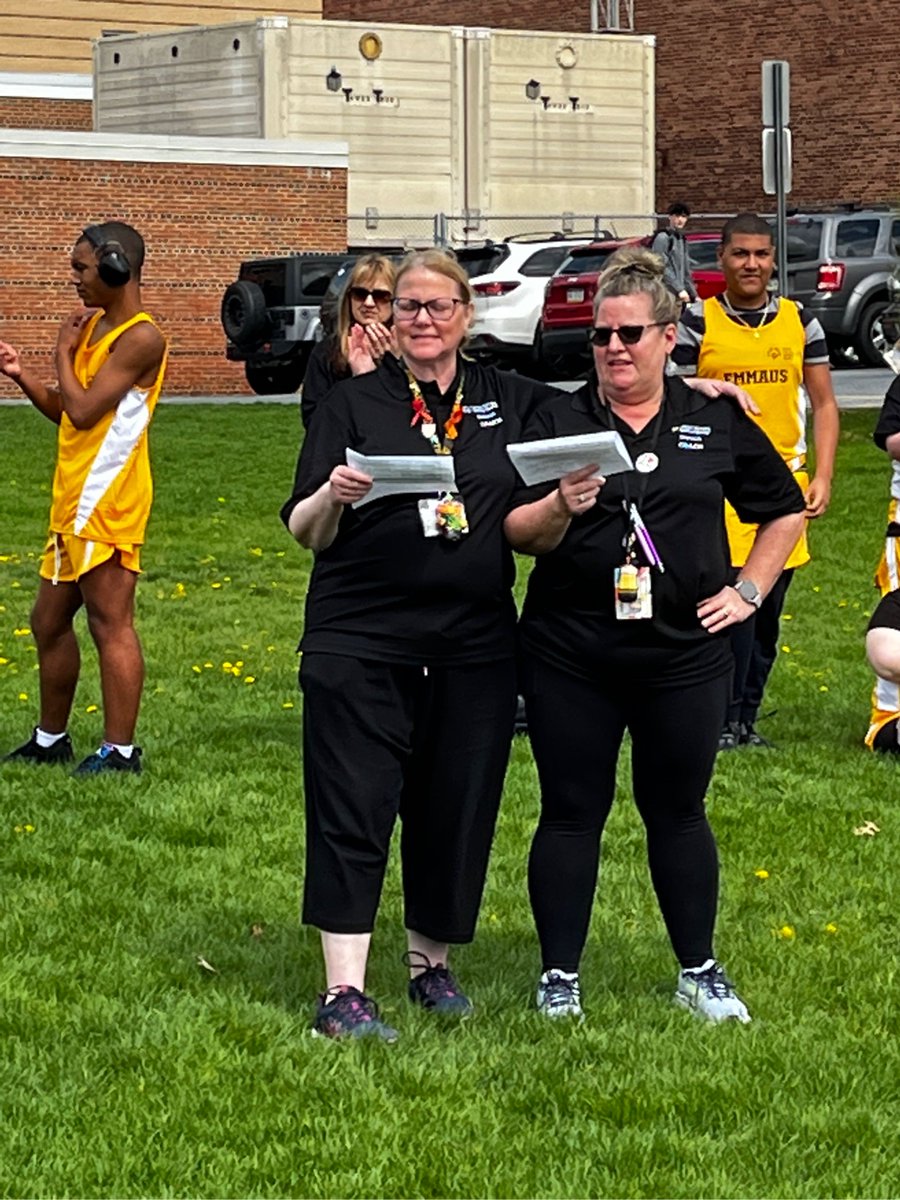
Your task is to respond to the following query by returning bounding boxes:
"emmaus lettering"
[723,369,790,385]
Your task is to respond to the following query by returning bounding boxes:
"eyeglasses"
[349,286,393,304]
[392,297,466,321]
[589,322,668,347]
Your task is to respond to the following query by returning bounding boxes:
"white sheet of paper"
[506,431,634,486]
[346,447,456,507]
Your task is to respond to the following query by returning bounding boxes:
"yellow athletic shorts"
[39,532,141,584]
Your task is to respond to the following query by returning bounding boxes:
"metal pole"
[773,78,789,298]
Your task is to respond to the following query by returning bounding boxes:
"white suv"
[457,236,598,371]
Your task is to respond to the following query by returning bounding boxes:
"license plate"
[566,288,585,303]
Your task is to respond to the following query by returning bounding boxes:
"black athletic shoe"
[741,723,774,748]
[404,951,473,1017]
[73,744,142,775]
[4,728,73,765]
[718,722,742,752]
[312,986,399,1043]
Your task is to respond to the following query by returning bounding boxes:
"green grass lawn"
[1,403,898,1200]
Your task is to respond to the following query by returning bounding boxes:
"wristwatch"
[733,578,762,609]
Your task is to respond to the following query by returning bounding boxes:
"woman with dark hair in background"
[300,253,397,429]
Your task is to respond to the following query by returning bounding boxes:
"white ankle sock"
[103,742,134,758]
[36,728,67,748]
[682,958,716,975]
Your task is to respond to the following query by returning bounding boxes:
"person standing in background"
[651,201,698,307]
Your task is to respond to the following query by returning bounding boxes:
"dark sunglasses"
[589,322,668,347]
[349,286,393,304]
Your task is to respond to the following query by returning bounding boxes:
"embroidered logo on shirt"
[672,423,711,452]
[462,401,504,428]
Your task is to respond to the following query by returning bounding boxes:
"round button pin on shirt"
[635,452,659,474]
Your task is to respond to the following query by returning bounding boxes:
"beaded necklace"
[406,366,465,455]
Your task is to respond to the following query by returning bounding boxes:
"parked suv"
[782,207,900,365]
[457,235,606,370]
[221,252,355,394]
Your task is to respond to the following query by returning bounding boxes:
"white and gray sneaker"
[536,969,583,1019]
[674,961,751,1024]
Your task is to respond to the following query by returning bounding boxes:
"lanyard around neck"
[406,367,465,456]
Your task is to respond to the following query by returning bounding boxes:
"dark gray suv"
[784,207,900,365]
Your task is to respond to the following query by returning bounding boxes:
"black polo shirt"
[301,339,350,430]
[515,376,806,683]
[873,376,900,536]
[281,354,559,666]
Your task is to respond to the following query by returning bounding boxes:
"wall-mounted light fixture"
[325,66,342,92]
[525,78,541,101]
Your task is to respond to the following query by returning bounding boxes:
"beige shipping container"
[93,17,655,243]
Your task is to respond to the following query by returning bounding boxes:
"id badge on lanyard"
[408,367,470,541]
[612,406,665,620]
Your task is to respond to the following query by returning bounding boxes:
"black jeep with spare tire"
[221,252,356,394]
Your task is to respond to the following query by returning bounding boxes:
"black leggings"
[522,654,729,972]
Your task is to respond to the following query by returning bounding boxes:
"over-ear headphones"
[81,225,131,288]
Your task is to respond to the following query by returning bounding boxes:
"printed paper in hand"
[506,431,633,486]
[346,447,456,507]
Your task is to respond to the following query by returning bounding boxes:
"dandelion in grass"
[10,581,21,589]
[211,582,222,589]
[222,661,233,672]
[0,656,8,665]
[825,923,838,935]
[85,704,98,713]
[18,692,27,701]
[776,924,795,939]
[249,547,262,557]
[282,701,294,709]
[203,662,213,669]
[13,627,30,636]
[191,665,202,674]
[244,676,255,685]
[781,645,791,653]
[819,685,829,693]
[754,868,769,880]
[171,582,186,599]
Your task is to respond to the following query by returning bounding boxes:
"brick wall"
[0,97,92,130]
[322,0,900,213]
[0,155,347,395]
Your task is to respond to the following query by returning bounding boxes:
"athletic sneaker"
[741,722,773,748]
[4,728,73,765]
[312,985,399,1043]
[73,744,142,775]
[717,722,742,752]
[674,961,751,1024]
[536,969,584,1019]
[404,952,473,1016]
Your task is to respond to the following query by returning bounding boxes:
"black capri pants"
[522,652,730,973]
[299,652,517,943]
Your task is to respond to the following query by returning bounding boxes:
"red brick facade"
[0,97,92,130]
[0,154,347,395]
[323,0,900,213]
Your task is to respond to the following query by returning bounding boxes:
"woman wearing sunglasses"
[504,246,806,1026]
[281,248,559,1041]
[301,254,397,429]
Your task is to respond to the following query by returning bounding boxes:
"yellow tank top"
[50,311,168,544]
[698,297,808,569]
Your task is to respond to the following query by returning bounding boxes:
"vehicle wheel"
[854,300,891,366]
[221,281,269,347]
[244,357,307,395]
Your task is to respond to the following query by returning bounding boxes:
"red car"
[539,231,725,372]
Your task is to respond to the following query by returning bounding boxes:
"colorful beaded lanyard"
[406,367,465,454]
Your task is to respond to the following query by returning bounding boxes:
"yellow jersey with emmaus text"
[697,296,809,570]
[49,310,168,546]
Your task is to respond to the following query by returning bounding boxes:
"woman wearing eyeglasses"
[300,254,397,429]
[281,248,559,1041]
[504,246,805,1026]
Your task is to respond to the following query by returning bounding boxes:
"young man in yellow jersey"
[1,222,168,774]
[673,212,839,749]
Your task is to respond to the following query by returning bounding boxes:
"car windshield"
[455,246,510,278]
[557,249,615,275]
[784,219,823,263]
[688,240,720,269]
